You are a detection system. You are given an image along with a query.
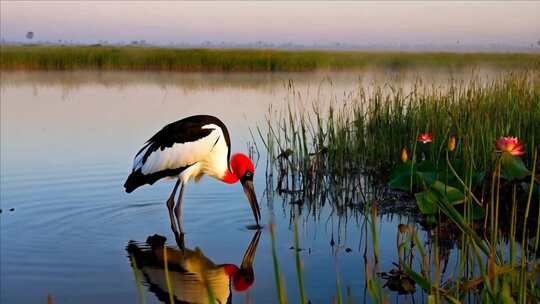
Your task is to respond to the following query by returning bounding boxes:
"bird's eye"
[241,171,254,183]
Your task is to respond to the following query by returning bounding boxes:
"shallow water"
[0,70,510,303]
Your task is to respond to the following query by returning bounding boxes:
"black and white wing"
[124,115,231,193]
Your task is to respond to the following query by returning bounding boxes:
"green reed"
[2,45,540,71]
[162,247,175,304]
[270,223,288,304]
[293,218,307,304]
[129,254,147,304]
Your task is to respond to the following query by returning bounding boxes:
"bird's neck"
[222,264,238,276]
[222,169,239,184]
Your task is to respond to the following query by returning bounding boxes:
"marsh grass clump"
[261,73,539,209]
[260,72,540,303]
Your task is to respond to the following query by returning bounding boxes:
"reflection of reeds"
[2,46,539,71]
[365,203,386,303]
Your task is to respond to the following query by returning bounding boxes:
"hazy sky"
[1,1,539,47]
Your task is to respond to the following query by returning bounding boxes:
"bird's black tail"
[124,170,146,193]
[125,167,183,193]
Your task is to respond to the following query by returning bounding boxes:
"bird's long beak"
[240,230,261,270]
[241,179,261,226]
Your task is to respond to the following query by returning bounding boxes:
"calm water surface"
[1,70,504,303]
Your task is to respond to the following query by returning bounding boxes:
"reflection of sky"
[0,71,487,303]
[0,73,286,172]
[1,1,539,46]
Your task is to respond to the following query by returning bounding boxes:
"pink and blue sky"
[1,1,539,49]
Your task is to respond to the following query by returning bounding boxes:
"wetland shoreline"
[2,45,539,72]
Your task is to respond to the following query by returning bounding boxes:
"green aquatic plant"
[270,223,288,304]
[293,217,307,304]
[388,133,488,219]
[388,139,539,302]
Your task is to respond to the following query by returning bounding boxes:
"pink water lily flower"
[496,136,525,157]
[417,133,433,144]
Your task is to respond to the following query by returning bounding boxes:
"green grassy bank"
[1,45,539,71]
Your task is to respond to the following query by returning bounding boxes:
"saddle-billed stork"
[124,115,261,231]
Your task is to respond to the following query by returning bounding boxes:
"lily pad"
[388,161,416,191]
[415,181,472,216]
[415,189,439,215]
[501,152,529,181]
[389,160,438,192]
[431,181,464,205]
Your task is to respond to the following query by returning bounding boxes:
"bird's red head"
[223,264,255,292]
[230,153,255,180]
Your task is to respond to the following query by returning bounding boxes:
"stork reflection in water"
[127,230,261,304]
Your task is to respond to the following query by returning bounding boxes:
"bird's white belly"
[178,137,228,183]
[200,136,229,180]
[177,163,204,183]
[162,157,226,187]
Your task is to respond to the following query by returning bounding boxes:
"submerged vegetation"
[258,73,540,302]
[1,45,540,71]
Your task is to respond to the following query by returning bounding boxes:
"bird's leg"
[173,230,185,251]
[174,182,186,233]
[166,179,181,232]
